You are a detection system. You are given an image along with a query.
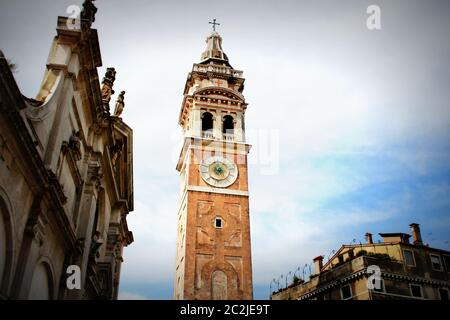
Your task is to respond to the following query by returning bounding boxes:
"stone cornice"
[293,267,450,300]
[187,185,249,197]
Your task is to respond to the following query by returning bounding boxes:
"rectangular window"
[430,254,443,271]
[439,288,449,300]
[214,217,223,229]
[403,249,416,267]
[410,284,423,298]
[340,285,352,300]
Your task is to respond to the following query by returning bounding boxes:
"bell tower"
[174,27,253,300]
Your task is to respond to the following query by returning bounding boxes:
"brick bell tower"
[174,26,253,300]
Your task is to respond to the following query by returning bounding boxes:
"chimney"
[313,256,324,274]
[410,223,423,245]
[365,232,373,244]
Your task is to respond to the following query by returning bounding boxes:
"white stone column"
[191,104,201,138]
[235,112,244,142]
[214,112,222,140]
[67,161,100,299]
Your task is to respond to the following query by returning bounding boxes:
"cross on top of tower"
[209,19,220,32]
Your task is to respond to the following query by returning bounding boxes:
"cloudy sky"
[1,0,450,300]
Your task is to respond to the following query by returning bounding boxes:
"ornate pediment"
[193,87,245,103]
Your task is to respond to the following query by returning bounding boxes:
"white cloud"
[251,205,399,283]
[122,196,177,284]
[2,0,450,299]
[118,291,149,300]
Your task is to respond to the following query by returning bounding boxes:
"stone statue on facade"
[113,91,126,117]
[68,130,82,161]
[90,230,103,259]
[101,67,116,113]
[81,0,97,25]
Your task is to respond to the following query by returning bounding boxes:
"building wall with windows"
[272,224,450,300]
[0,1,133,300]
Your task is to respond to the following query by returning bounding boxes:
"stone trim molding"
[187,185,249,196]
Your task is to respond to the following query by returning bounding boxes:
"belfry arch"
[222,115,234,135]
[201,112,214,132]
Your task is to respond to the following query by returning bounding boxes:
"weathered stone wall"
[0,5,133,300]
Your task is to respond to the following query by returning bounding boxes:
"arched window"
[223,115,234,134]
[28,262,53,300]
[212,270,228,300]
[202,112,214,132]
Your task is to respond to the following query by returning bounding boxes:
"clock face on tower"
[199,156,238,188]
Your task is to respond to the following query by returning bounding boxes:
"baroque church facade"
[0,1,133,299]
[174,28,253,300]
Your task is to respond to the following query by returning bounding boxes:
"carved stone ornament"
[87,161,102,190]
[68,130,82,161]
[81,0,97,25]
[90,230,103,259]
